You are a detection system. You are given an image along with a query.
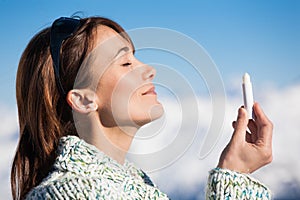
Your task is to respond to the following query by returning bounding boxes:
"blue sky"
[0,0,299,107]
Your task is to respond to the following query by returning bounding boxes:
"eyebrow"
[114,46,130,59]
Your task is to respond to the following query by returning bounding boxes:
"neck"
[95,125,138,164]
[75,113,138,165]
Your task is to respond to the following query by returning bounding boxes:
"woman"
[11,16,273,199]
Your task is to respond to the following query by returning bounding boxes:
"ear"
[66,89,98,114]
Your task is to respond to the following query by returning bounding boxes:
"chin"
[133,103,164,127]
[149,103,164,121]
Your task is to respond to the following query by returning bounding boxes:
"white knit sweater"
[25,136,271,199]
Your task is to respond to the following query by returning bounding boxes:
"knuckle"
[262,148,273,163]
[261,121,273,132]
[265,154,273,164]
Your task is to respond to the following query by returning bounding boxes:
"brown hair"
[11,16,133,200]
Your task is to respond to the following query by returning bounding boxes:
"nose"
[142,64,156,81]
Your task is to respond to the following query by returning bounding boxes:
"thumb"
[232,107,248,142]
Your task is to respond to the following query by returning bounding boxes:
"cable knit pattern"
[206,168,271,199]
[25,135,271,199]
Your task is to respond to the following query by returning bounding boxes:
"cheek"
[96,75,133,126]
[108,74,140,123]
[97,75,117,105]
[113,76,138,105]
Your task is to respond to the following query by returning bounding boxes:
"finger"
[253,102,271,125]
[253,102,273,146]
[233,120,254,141]
[232,107,248,143]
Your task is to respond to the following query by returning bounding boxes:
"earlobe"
[66,89,98,114]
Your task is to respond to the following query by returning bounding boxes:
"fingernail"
[237,108,242,119]
[238,107,246,118]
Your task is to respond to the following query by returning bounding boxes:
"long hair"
[11,16,133,200]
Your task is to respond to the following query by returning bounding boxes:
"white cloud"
[0,105,18,200]
[1,83,300,199]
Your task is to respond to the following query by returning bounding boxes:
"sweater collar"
[53,135,142,178]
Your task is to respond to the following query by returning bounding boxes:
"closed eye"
[122,62,132,67]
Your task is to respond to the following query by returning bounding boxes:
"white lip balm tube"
[242,73,254,119]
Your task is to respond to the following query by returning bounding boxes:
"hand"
[217,102,273,174]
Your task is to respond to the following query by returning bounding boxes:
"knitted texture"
[25,136,272,199]
[25,136,169,200]
[206,168,271,200]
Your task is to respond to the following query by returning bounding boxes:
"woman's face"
[89,26,164,127]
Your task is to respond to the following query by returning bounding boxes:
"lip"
[142,86,157,96]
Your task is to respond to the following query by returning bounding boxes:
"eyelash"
[122,62,132,67]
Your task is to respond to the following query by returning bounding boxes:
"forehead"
[93,25,131,51]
